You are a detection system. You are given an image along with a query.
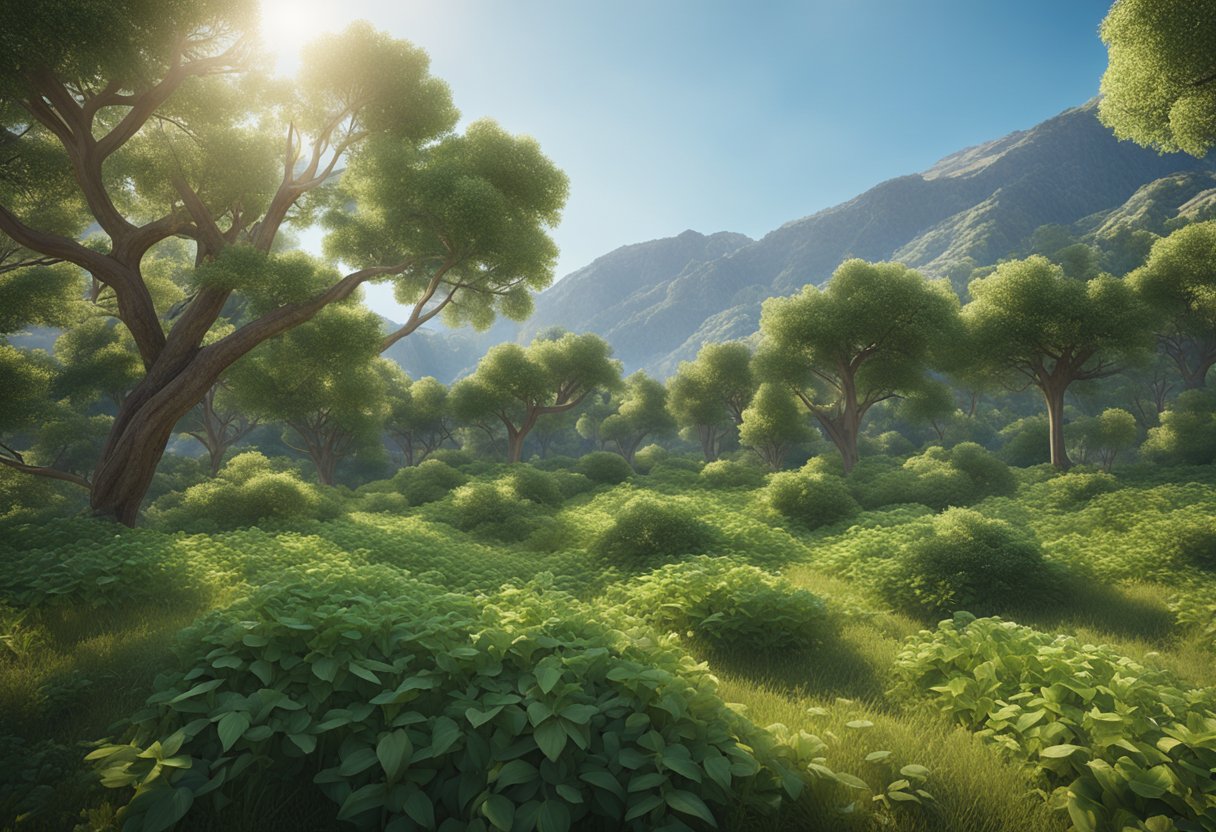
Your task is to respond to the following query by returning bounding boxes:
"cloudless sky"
[260,0,1115,321]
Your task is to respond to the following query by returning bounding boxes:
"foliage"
[698,459,768,489]
[390,459,469,505]
[593,496,715,564]
[853,444,1015,511]
[667,341,756,462]
[891,615,1216,832]
[738,383,814,471]
[575,451,634,485]
[1171,516,1216,572]
[446,482,545,543]
[608,557,829,654]
[880,509,1053,618]
[1141,389,1216,465]
[600,372,677,464]
[89,575,804,832]
[764,471,860,530]
[1066,409,1140,471]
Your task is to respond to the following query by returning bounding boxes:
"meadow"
[3,449,1214,832]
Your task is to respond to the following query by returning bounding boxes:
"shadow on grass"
[704,636,886,703]
[1009,576,1176,643]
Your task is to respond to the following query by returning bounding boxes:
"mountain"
[387,100,1215,380]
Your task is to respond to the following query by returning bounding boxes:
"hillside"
[388,101,1214,380]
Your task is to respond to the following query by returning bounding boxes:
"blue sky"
[261,0,1115,321]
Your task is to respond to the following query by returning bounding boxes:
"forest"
[2,1,1216,831]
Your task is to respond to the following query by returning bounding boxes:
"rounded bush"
[632,443,669,473]
[391,459,467,505]
[575,451,634,484]
[699,459,767,489]
[90,577,799,832]
[881,508,1051,618]
[150,460,335,531]
[611,557,829,653]
[447,482,539,542]
[504,466,565,507]
[1044,471,1119,506]
[948,442,1016,498]
[1173,517,1216,571]
[765,471,860,530]
[594,496,715,562]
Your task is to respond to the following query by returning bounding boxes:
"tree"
[1129,222,1216,389]
[757,259,960,473]
[738,383,811,470]
[383,370,453,467]
[599,371,676,465]
[666,341,756,462]
[450,333,621,463]
[181,381,258,477]
[963,256,1152,469]
[0,10,567,524]
[1099,0,1216,157]
[1068,407,1139,472]
[226,305,388,485]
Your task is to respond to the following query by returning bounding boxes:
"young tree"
[382,370,453,467]
[1068,407,1139,472]
[963,256,1152,469]
[450,333,621,463]
[599,371,676,465]
[757,259,960,473]
[0,10,567,524]
[738,382,811,470]
[1099,0,1216,157]
[666,341,756,461]
[181,381,258,477]
[1129,222,1216,389]
[226,305,388,485]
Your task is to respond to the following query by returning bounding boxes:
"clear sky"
[259,0,1115,321]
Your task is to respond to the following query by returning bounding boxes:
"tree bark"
[1041,382,1072,471]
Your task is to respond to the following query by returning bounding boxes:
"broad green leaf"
[377,729,412,781]
[216,711,250,752]
[665,789,717,827]
[141,787,194,832]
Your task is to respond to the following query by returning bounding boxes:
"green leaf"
[377,729,412,781]
[579,769,625,800]
[534,719,567,762]
[665,789,717,827]
[1039,744,1086,759]
[703,755,732,790]
[431,716,460,757]
[404,789,435,828]
[249,660,274,686]
[288,732,316,754]
[349,662,381,684]
[536,799,570,832]
[481,794,514,830]
[168,679,223,704]
[312,656,338,682]
[217,711,250,752]
[466,705,503,728]
[535,664,562,695]
[496,759,538,788]
[623,792,663,821]
[141,787,194,832]
[339,747,379,777]
[865,751,893,763]
[337,783,387,821]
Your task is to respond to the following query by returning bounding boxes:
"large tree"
[1129,222,1216,389]
[0,7,567,524]
[963,256,1153,469]
[1099,0,1216,157]
[757,259,960,473]
[600,371,676,465]
[450,333,621,463]
[666,341,756,462]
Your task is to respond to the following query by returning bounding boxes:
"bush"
[765,471,860,530]
[1042,470,1119,506]
[391,459,468,505]
[890,615,1216,832]
[1173,516,1216,571]
[504,466,565,507]
[530,454,578,472]
[610,557,829,653]
[998,415,1051,466]
[699,459,767,489]
[89,576,803,832]
[632,444,669,474]
[594,496,715,562]
[148,453,339,531]
[948,442,1016,498]
[881,508,1051,618]
[549,470,595,499]
[447,482,541,542]
[575,451,634,484]
[854,444,1014,511]
[1141,389,1216,465]
[426,448,475,469]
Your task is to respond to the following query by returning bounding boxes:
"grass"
[1,461,1215,831]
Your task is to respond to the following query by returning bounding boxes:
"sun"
[256,0,348,74]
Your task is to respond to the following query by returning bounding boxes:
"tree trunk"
[698,425,719,462]
[815,414,860,475]
[1041,382,1071,470]
[507,430,526,464]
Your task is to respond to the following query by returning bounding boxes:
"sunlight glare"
[257,0,346,74]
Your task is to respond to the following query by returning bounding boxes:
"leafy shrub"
[89,576,804,832]
[593,496,715,563]
[998,415,1051,466]
[549,470,594,500]
[765,471,860,530]
[631,444,668,474]
[0,467,87,524]
[357,491,411,514]
[1042,470,1119,506]
[881,508,1051,618]
[530,454,578,472]
[148,452,339,531]
[1172,517,1216,571]
[575,451,633,484]
[1141,389,1216,465]
[609,557,828,653]
[391,459,468,505]
[699,459,767,489]
[854,444,1014,511]
[948,442,1016,498]
[890,615,1216,832]
[504,466,565,507]
[426,449,476,469]
[447,482,541,542]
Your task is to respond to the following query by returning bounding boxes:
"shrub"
[594,496,715,562]
[575,451,634,484]
[1172,516,1216,571]
[1141,389,1216,465]
[549,470,594,499]
[998,415,1051,466]
[854,444,1014,511]
[890,615,1216,832]
[948,442,1016,498]
[504,466,565,507]
[426,448,475,469]
[89,576,803,832]
[881,508,1051,618]
[391,459,468,505]
[631,443,668,474]
[447,482,540,542]
[530,454,578,472]
[699,459,767,489]
[609,557,828,653]
[765,471,860,530]
[1042,470,1119,506]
